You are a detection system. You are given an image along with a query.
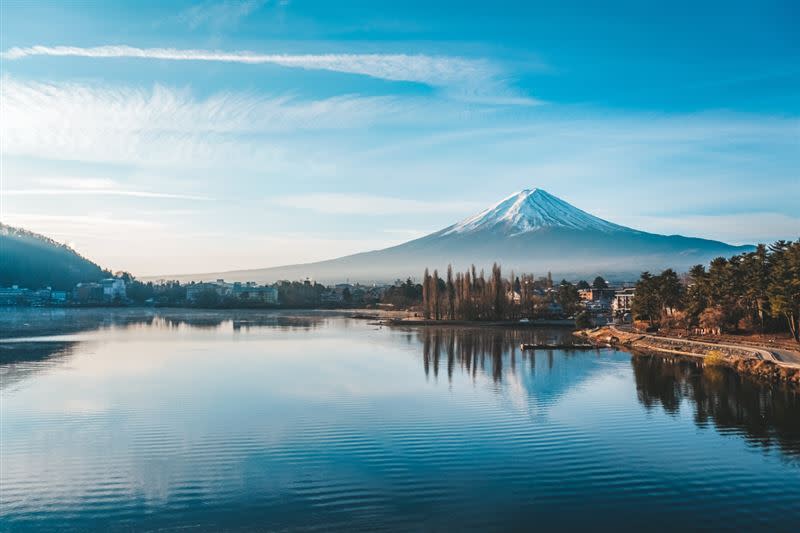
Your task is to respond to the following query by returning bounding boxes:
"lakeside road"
[608,325,800,370]
[765,347,800,366]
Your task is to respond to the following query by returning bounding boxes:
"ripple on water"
[1,314,799,531]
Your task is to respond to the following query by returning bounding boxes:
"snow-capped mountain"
[441,188,631,236]
[165,188,755,283]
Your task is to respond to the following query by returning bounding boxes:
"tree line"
[631,240,800,342]
[416,263,582,321]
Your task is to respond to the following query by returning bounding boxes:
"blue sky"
[1,0,798,275]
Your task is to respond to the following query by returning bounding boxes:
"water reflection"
[411,327,800,458]
[0,341,76,390]
[0,309,326,389]
[1,313,799,531]
[632,354,800,457]
[415,326,582,382]
[0,308,326,339]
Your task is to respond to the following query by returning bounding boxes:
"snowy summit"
[443,188,631,236]
[171,187,753,283]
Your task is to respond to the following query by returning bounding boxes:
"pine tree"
[632,272,660,325]
[768,240,800,342]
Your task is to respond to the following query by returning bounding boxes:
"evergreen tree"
[556,280,580,316]
[632,272,660,325]
[685,265,709,325]
[767,240,800,342]
[657,268,683,314]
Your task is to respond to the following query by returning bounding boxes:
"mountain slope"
[0,224,108,289]
[161,189,755,283]
[442,189,630,235]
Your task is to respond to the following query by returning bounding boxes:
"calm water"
[1,309,799,532]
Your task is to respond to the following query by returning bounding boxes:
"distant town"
[0,272,637,325]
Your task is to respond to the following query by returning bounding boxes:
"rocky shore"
[578,326,800,387]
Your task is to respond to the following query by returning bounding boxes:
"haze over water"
[1,309,799,531]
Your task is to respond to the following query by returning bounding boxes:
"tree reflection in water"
[632,354,800,458]
[0,310,326,388]
[417,326,579,383]
[414,327,800,458]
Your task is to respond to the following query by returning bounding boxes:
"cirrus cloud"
[2,45,540,105]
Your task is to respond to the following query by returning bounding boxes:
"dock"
[520,343,595,350]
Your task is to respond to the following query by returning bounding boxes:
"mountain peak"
[443,188,632,236]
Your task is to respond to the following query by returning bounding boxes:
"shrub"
[704,350,726,368]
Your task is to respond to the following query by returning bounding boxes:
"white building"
[612,288,635,315]
[101,278,127,301]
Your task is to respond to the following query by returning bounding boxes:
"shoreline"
[579,326,800,387]
[383,318,576,328]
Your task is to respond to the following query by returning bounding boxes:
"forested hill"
[0,224,109,290]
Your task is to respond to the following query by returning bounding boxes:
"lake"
[1,309,799,531]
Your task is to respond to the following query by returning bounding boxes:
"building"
[31,288,52,306]
[231,282,279,304]
[579,288,615,302]
[612,288,636,315]
[186,281,229,302]
[320,289,344,304]
[0,286,29,306]
[74,282,104,303]
[101,278,127,301]
[50,290,68,303]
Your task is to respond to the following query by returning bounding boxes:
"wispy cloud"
[4,189,209,200]
[2,45,539,105]
[3,176,208,201]
[178,0,267,31]
[0,77,408,169]
[273,193,482,215]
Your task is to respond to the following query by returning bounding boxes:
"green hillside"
[0,224,108,290]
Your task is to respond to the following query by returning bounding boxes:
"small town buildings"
[579,288,615,302]
[0,285,29,306]
[101,278,127,301]
[50,290,68,303]
[612,288,636,315]
[186,280,279,304]
[186,281,228,302]
[232,282,279,304]
[74,282,104,303]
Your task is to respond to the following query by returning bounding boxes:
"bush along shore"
[578,326,800,387]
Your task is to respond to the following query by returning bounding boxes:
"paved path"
[770,347,800,366]
[609,326,800,369]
